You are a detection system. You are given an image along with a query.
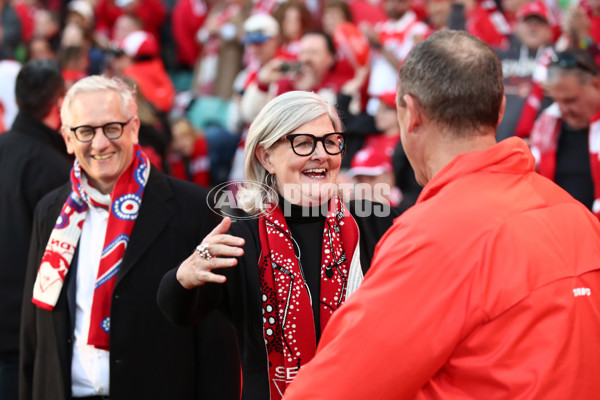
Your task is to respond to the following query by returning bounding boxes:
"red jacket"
[283,137,600,399]
[124,59,175,113]
[466,0,511,49]
[171,0,207,67]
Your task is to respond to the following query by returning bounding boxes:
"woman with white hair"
[158,91,400,400]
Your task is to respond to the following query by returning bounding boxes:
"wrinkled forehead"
[67,90,127,124]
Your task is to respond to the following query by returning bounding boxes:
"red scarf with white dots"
[258,195,360,399]
[32,145,150,350]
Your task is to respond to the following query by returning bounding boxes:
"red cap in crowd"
[119,31,159,59]
[378,91,397,109]
[348,147,394,177]
[516,1,552,23]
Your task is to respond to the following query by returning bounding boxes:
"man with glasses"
[283,31,600,400]
[19,76,241,400]
[530,48,600,218]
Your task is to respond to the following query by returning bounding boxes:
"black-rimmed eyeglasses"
[282,133,345,156]
[70,119,132,142]
[550,52,598,75]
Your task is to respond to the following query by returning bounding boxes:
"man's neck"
[424,129,497,184]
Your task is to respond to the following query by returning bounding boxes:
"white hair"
[237,90,343,215]
[61,75,137,127]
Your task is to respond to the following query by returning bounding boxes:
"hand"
[564,6,591,43]
[257,58,287,85]
[176,217,245,289]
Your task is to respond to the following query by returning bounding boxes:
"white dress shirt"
[71,203,110,397]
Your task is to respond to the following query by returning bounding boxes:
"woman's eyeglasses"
[282,133,345,156]
[70,119,132,142]
[550,52,598,75]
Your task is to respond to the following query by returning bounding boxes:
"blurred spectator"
[242,30,352,122]
[194,0,246,97]
[94,0,167,49]
[348,146,401,206]
[346,0,387,26]
[26,35,55,60]
[579,0,600,45]
[322,1,371,113]
[241,13,283,90]
[33,8,60,52]
[496,0,555,140]
[367,90,400,151]
[122,76,171,169]
[57,45,89,88]
[0,58,20,131]
[322,0,353,36]
[64,1,106,75]
[273,0,314,58]
[167,118,210,186]
[501,0,533,23]
[447,0,512,49]
[66,0,95,33]
[171,0,208,69]
[60,23,86,48]
[530,48,600,217]
[238,13,286,121]
[12,0,34,45]
[0,59,69,400]
[361,0,430,114]
[252,0,321,21]
[110,30,175,113]
[425,0,452,30]
[1,0,23,60]
[111,13,143,42]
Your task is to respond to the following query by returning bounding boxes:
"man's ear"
[129,116,140,145]
[255,145,275,174]
[497,95,507,127]
[61,126,75,155]
[403,94,423,133]
[591,75,600,92]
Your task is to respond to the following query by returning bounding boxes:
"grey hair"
[398,30,504,133]
[61,75,137,127]
[546,48,599,87]
[237,90,342,215]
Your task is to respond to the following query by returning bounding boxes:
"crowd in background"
[0,0,599,208]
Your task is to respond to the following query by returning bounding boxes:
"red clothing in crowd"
[530,103,600,218]
[12,0,35,43]
[284,137,600,399]
[171,0,208,67]
[367,11,430,98]
[94,0,167,39]
[124,59,175,113]
[168,136,210,187]
[466,0,511,49]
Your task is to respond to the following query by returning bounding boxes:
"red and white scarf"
[258,195,362,399]
[32,145,150,350]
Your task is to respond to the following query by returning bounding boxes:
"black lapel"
[116,169,174,285]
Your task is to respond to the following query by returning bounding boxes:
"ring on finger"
[196,243,213,260]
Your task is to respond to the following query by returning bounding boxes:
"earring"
[266,173,276,187]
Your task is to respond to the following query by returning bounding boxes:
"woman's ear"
[255,145,275,174]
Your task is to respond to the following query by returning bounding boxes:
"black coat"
[0,113,71,353]
[19,169,241,400]
[158,200,400,400]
